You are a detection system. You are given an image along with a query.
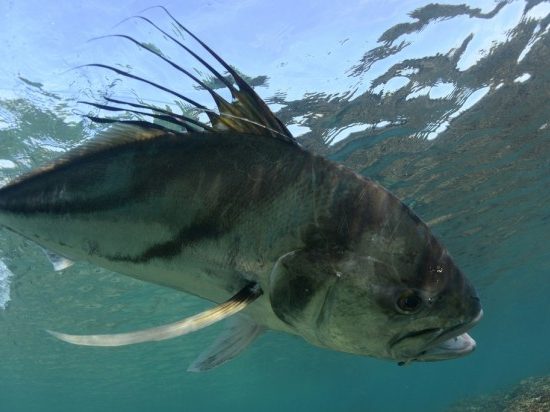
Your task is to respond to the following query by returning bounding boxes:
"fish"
[0,7,482,372]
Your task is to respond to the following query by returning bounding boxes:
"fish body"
[0,9,482,370]
[0,131,323,332]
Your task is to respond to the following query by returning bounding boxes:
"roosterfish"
[0,7,482,371]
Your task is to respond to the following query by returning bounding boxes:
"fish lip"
[414,308,484,361]
[389,327,443,349]
[390,309,483,361]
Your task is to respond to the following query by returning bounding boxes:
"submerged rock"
[448,376,550,412]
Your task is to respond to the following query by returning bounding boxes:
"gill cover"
[269,248,396,357]
[269,250,340,342]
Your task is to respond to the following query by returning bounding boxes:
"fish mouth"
[392,309,483,362]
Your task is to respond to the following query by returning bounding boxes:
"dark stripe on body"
[106,219,224,264]
[0,138,176,215]
[0,132,352,270]
[0,133,310,216]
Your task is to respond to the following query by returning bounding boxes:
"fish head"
[318,241,482,363]
[270,190,482,363]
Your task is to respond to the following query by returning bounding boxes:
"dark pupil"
[399,291,421,311]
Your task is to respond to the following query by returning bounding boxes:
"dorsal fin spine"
[83,7,297,145]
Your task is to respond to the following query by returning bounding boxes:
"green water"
[1,1,549,411]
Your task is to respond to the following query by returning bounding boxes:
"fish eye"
[396,289,423,314]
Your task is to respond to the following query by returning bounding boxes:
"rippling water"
[1,1,549,411]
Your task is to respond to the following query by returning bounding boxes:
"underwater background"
[0,0,549,411]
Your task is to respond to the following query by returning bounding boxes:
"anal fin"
[47,282,262,347]
[188,315,264,372]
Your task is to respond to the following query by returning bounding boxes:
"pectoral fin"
[269,250,337,328]
[47,282,262,347]
[188,315,264,372]
[42,248,74,271]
